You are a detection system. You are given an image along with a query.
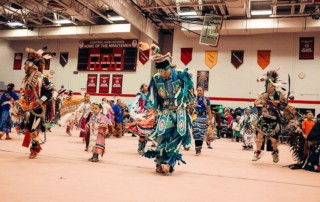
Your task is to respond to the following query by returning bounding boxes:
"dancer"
[252,70,287,163]
[0,83,19,140]
[284,107,320,172]
[282,105,306,169]
[240,107,256,150]
[101,97,114,137]
[142,43,194,174]
[192,86,212,155]
[126,83,157,154]
[11,47,55,159]
[86,102,109,162]
[76,93,91,142]
[59,90,83,136]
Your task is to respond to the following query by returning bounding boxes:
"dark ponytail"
[7,83,14,92]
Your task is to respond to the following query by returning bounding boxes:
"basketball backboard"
[199,14,223,47]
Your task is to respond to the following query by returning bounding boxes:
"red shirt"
[302,120,315,136]
[227,116,234,126]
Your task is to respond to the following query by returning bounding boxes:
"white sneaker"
[252,151,263,161]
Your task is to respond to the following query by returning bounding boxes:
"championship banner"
[197,71,209,91]
[60,52,69,67]
[139,49,150,65]
[231,50,244,69]
[205,51,218,69]
[181,48,193,66]
[77,39,138,71]
[87,74,98,93]
[13,53,23,70]
[111,74,123,94]
[299,37,314,60]
[99,74,110,93]
[257,50,271,70]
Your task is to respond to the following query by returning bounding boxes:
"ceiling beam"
[217,0,225,15]
[1,5,42,25]
[30,0,78,25]
[272,2,317,7]
[7,0,53,24]
[102,0,158,42]
[13,1,57,24]
[76,0,113,24]
[291,5,295,15]
[51,0,96,24]
[212,5,218,14]
[142,3,225,10]
[299,0,307,14]
[154,0,176,15]
[189,0,201,15]
[244,0,251,18]
[272,0,277,15]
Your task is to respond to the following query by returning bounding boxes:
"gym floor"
[0,126,319,202]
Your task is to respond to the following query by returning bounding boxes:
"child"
[301,111,315,138]
[232,116,242,142]
[85,102,109,162]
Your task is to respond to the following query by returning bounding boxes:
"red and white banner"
[139,49,150,65]
[13,53,23,70]
[111,74,123,94]
[87,74,97,93]
[180,48,193,66]
[99,74,110,93]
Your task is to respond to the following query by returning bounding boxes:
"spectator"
[215,112,221,139]
[301,111,315,138]
[232,116,242,142]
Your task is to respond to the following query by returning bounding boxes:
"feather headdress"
[137,42,176,69]
[257,69,287,92]
[25,46,56,72]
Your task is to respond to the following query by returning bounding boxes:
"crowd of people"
[0,45,319,175]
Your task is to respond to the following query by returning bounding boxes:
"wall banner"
[87,74,98,93]
[231,50,244,69]
[13,53,23,70]
[99,74,110,93]
[205,51,218,69]
[257,50,271,70]
[299,37,314,60]
[111,74,123,94]
[181,48,193,66]
[139,49,150,65]
[60,52,69,67]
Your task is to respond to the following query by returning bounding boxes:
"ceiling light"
[178,11,197,16]
[108,16,125,21]
[251,10,272,16]
[6,21,24,27]
[54,19,72,24]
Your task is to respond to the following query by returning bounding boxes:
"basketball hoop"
[199,14,223,47]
